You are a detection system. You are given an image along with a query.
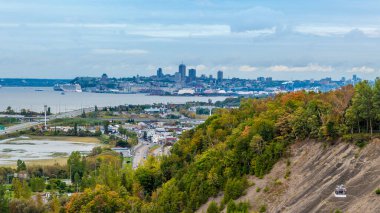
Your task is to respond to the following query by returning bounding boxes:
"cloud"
[0,22,231,38]
[239,65,258,72]
[348,66,376,73]
[268,64,333,72]
[230,6,285,32]
[294,25,380,37]
[195,64,209,72]
[231,27,276,38]
[91,49,149,55]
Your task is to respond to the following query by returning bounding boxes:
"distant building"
[266,77,272,82]
[257,77,265,82]
[179,63,186,82]
[175,72,181,82]
[209,74,213,79]
[157,68,163,78]
[100,73,109,84]
[217,70,223,82]
[189,69,196,82]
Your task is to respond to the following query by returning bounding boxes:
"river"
[0,87,227,113]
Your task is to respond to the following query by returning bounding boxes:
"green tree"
[0,184,9,213]
[372,78,380,130]
[73,123,78,135]
[30,177,45,192]
[12,179,31,199]
[103,121,110,134]
[16,160,26,172]
[67,151,84,183]
[5,106,15,115]
[351,81,374,134]
[223,178,247,203]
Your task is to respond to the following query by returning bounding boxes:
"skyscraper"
[156,68,163,78]
[189,68,196,82]
[179,63,186,81]
[217,70,223,82]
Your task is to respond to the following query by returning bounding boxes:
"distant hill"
[0,78,70,87]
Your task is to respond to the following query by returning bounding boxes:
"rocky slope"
[198,139,380,213]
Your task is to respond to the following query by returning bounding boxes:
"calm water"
[0,87,227,113]
[0,137,97,165]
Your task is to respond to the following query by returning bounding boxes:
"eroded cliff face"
[198,139,380,213]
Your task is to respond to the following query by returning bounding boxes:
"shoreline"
[0,135,101,167]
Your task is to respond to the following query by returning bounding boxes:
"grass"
[49,117,102,126]
[29,135,100,143]
[26,157,68,166]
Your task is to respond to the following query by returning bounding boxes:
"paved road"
[152,145,170,157]
[0,122,40,135]
[0,107,97,135]
[132,139,152,169]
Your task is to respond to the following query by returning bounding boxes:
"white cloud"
[195,64,209,72]
[0,22,231,38]
[91,49,149,55]
[231,27,276,38]
[348,66,376,73]
[294,24,380,37]
[268,64,333,72]
[239,65,258,72]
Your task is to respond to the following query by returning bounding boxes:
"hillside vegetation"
[7,80,380,212]
[67,80,380,212]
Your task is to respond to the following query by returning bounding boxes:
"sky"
[1,0,380,80]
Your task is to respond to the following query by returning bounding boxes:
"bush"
[223,177,247,203]
[227,200,249,213]
[375,188,380,195]
[259,204,267,213]
[207,201,219,213]
[263,186,269,193]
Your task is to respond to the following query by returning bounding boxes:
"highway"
[132,139,152,169]
[0,107,97,135]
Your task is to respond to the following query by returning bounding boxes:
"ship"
[53,83,82,92]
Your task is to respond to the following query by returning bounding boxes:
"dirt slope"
[197,139,380,213]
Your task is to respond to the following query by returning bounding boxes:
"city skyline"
[1,0,380,80]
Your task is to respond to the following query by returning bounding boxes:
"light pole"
[44,105,47,130]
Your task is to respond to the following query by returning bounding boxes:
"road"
[152,145,170,157]
[132,139,152,169]
[0,107,97,135]
[0,122,39,135]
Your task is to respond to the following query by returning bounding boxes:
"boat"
[334,184,347,198]
[54,83,82,92]
[61,91,65,95]
[35,89,44,92]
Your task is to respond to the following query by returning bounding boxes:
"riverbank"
[0,136,100,167]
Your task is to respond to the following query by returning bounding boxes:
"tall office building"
[179,63,186,81]
[174,72,181,82]
[217,70,223,82]
[189,68,196,82]
[156,68,163,78]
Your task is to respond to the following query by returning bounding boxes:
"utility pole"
[44,105,47,130]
